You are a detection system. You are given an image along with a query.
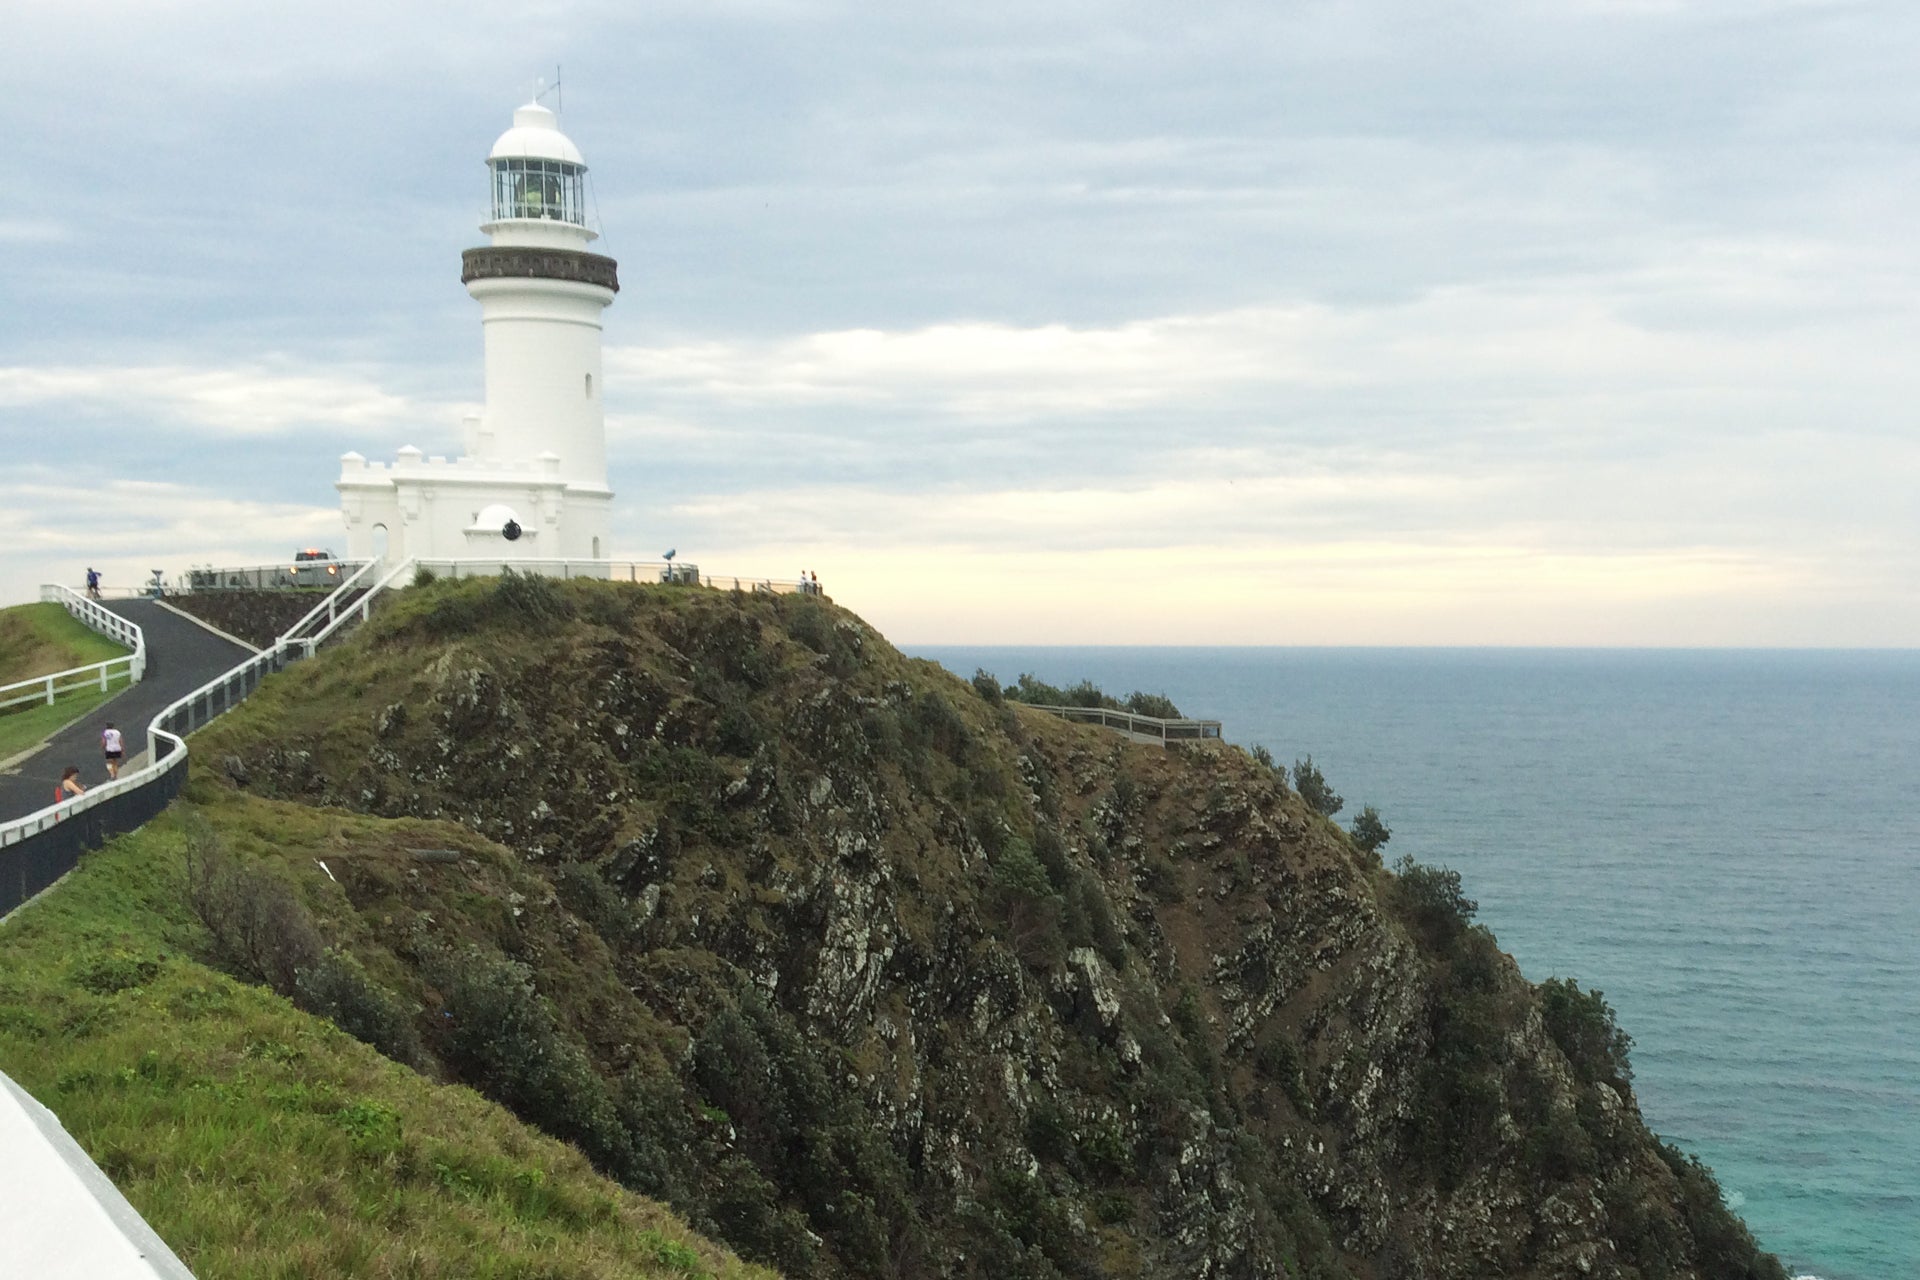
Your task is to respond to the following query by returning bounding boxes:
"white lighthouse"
[337,101,619,564]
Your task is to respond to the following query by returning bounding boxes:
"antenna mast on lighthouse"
[533,66,563,113]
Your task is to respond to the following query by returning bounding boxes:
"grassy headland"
[0,798,777,1280]
[0,574,1786,1278]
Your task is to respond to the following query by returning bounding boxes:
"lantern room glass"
[490,158,586,225]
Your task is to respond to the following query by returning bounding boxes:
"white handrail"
[38,584,146,681]
[0,731,186,851]
[280,557,385,648]
[0,578,332,853]
[3,587,148,717]
[294,557,417,655]
[1023,703,1225,744]
[0,659,136,713]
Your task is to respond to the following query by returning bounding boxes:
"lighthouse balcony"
[461,246,618,292]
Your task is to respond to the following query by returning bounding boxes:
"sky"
[3,0,1917,645]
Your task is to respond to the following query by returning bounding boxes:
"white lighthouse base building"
[337,440,610,564]
[339,100,618,567]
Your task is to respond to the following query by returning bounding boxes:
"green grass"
[0,602,134,762]
[0,802,779,1280]
[0,601,132,681]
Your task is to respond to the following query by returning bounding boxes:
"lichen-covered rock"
[200,576,1787,1280]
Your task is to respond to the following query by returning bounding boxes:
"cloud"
[0,363,462,438]
[3,0,1919,643]
[0,468,342,606]
[0,220,68,244]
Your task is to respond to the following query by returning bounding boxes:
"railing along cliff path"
[1023,703,1224,747]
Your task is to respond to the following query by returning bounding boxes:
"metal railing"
[295,556,421,653]
[279,559,385,656]
[1,586,147,716]
[704,575,814,594]
[42,583,145,668]
[1024,704,1224,746]
[0,663,136,714]
[410,557,688,583]
[408,558,810,595]
[177,560,369,592]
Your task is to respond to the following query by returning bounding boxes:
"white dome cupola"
[485,103,592,236]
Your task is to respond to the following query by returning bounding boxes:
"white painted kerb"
[0,1070,197,1279]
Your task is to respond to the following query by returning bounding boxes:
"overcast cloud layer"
[3,0,1916,643]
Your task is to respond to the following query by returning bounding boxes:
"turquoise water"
[914,647,1920,1280]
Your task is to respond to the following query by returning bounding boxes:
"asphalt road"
[0,602,253,822]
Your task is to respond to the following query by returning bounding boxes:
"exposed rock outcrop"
[196,575,1786,1280]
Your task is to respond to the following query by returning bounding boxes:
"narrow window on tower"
[585,373,593,398]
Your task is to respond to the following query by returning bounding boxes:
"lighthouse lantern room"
[337,101,620,565]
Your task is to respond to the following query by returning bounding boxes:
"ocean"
[911,646,1920,1280]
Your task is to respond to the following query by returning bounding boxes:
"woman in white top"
[101,722,125,780]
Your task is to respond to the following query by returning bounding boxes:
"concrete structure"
[1,1070,197,1278]
[337,102,619,563]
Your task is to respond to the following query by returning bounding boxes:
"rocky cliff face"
[195,574,1785,1280]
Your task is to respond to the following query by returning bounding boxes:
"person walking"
[101,722,125,780]
[55,766,86,805]
[85,567,101,600]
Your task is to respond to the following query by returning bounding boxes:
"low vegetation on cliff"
[0,808,774,1280]
[8,575,1787,1279]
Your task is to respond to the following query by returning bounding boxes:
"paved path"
[0,602,252,822]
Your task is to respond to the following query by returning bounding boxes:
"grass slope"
[0,602,134,761]
[0,799,779,1280]
[0,601,131,680]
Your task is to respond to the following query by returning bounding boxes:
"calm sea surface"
[912,646,1920,1280]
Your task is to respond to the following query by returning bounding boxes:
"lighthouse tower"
[337,101,620,564]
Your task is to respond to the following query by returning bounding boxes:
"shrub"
[1248,744,1277,771]
[1253,1030,1314,1117]
[1291,756,1343,816]
[183,821,427,1068]
[1656,1142,1791,1280]
[296,950,426,1068]
[1391,855,1478,949]
[783,599,860,676]
[492,567,574,626]
[1124,691,1183,719]
[70,950,161,995]
[183,821,323,997]
[412,563,438,587]
[1407,985,1506,1186]
[418,943,633,1179]
[1348,805,1391,855]
[971,669,1004,704]
[1539,977,1634,1092]
[993,839,1064,970]
[1007,673,1110,709]
[904,690,971,762]
[1063,872,1127,969]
